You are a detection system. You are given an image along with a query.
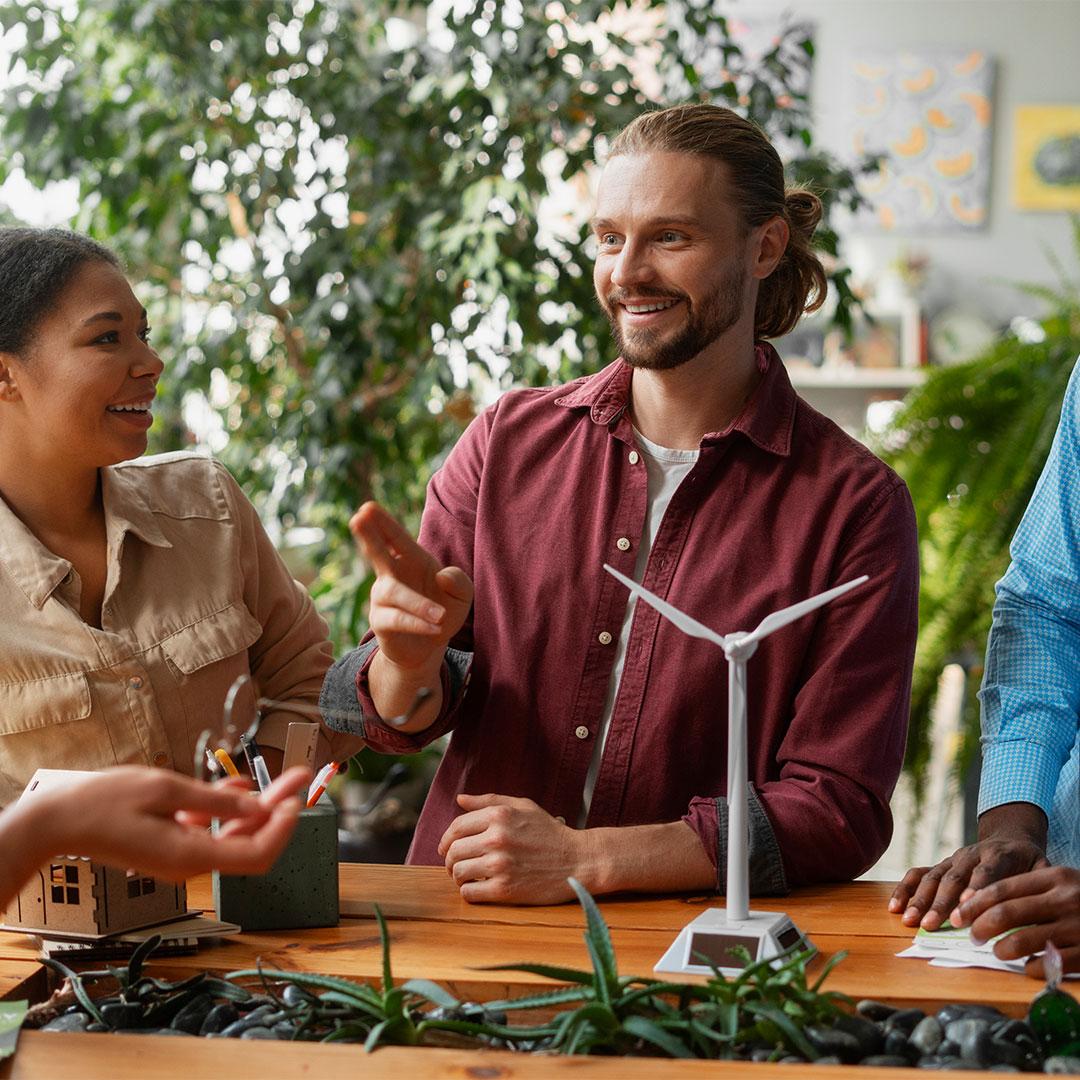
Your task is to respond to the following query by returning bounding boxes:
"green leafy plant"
[0,0,872,650]
[875,218,1080,790]
[227,904,464,1048]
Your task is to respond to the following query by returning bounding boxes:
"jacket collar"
[553,341,796,457]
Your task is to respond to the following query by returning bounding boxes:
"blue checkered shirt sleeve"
[977,359,1080,867]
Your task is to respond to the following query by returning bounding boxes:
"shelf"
[787,366,927,391]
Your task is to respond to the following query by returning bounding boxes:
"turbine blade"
[603,564,727,648]
[743,575,870,645]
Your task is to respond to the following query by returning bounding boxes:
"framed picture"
[851,49,995,232]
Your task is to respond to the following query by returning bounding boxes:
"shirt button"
[128,676,144,690]
[616,537,631,551]
[151,752,169,767]
[574,725,590,740]
[598,631,613,645]
[628,450,640,465]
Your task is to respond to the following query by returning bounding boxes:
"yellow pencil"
[213,748,241,778]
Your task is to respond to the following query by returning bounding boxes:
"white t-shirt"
[578,428,700,826]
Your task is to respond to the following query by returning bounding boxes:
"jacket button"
[574,725,589,740]
[628,450,640,465]
[128,676,144,690]
[151,752,169,767]
[616,537,631,551]
[598,631,612,645]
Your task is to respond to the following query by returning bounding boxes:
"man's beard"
[603,265,747,371]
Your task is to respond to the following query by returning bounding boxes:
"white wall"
[751,0,1080,323]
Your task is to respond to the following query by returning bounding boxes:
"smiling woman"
[0,228,362,805]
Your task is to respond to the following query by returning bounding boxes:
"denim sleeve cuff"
[978,739,1062,818]
[320,639,473,754]
[319,639,376,739]
[683,786,789,896]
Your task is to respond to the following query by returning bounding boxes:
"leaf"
[400,978,459,1009]
[478,962,594,986]
[373,903,393,994]
[483,985,592,1012]
[226,968,382,1006]
[125,933,162,985]
[41,958,104,1026]
[363,1017,391,1051]
[621,1014,693,1058]
[417,1016,558,1041]
[809,949,847,994]
[744,1000,818,1060]
[567,877,618,994]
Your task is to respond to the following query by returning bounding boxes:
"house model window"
[2,769,188,940]
[49,865,79,905]
[126,873,156,900]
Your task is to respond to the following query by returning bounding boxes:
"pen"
[213,748,241,778]
[240,733,272,793]
[306,761,340,807]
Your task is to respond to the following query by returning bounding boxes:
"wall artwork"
[851,49,996,232]
[1012,105,1080,211]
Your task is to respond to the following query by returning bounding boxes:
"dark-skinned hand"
[951,865,1080,979]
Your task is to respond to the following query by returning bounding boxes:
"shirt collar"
[101,465,173,551]
[0,468,173,611]
[553,341,795,457]
[0,495,73,609]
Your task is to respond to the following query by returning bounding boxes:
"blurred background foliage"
[0,0,871,648]
[875,218,1080,800]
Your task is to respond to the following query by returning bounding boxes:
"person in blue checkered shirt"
[890,357,1080,977]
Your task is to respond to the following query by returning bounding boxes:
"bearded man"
[321,104,919,903]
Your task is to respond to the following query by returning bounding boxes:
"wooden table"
[1,865,1074,1079]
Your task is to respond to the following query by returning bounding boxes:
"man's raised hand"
[351,501,473,728]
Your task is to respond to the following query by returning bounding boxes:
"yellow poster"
[1013,105,1080,210]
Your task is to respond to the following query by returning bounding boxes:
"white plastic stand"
[653,907,811,976]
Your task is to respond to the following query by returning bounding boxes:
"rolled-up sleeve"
[728,481,919,886]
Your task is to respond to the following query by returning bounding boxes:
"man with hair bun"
[323,103,919,903]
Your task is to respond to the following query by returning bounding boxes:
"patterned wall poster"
[851,49,995,232]
[1013,104,1080,210]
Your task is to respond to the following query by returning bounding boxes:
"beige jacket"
[0,452,360,805]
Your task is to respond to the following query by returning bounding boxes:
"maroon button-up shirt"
[348,344,918,886]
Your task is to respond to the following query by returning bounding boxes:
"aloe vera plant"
[28,883,1074,1070]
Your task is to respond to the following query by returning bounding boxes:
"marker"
[306,761,340,808]
[204,748,225,780]
[213,748,241,778]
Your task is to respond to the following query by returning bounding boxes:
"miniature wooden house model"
[2,770,187,939]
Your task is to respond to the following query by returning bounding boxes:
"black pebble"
[199,1003,240,1036]
[886,1008,928,1035]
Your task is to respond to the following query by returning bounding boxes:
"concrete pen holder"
[213,801,339,931]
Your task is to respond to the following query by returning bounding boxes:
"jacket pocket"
[0,671,92,734]
[159,602,263,674]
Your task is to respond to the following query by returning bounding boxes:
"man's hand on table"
[951,865,1080,979]
[889,803,1049,930]
[351,501,473,732]
[438,793,591,904]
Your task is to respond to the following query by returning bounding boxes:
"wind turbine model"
[603,563,869,975]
